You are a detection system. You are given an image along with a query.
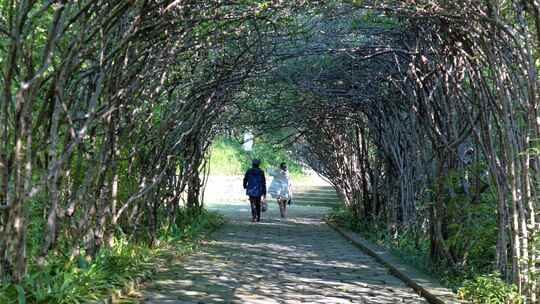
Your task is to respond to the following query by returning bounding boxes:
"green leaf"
[14,285,25,304]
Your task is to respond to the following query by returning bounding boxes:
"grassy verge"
[327,206,522,304]
[0,209,224,304]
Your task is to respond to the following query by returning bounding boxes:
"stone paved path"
[143,184,428,304]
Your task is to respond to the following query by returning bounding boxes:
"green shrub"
[0,237,155,304]
[458,273,523,304]
[208,137,249,175]
[0,209,224,304]
[208,136,306,177]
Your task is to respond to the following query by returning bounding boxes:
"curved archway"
[0,1,537,301]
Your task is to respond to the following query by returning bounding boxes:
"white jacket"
[268,168,292,199]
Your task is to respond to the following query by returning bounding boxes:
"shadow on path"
[144,185,428,304]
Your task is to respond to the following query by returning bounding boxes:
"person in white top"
[268,162,293,218]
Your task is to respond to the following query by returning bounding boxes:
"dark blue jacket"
[243,167,267,198]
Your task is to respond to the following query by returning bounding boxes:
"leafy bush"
[0,238,155,304]
[0,209,224,304]
[442,168,498,277]
[208,136,306,177]
[209,137,250,175]
[458,273,523,304]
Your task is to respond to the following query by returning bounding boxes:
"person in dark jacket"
[243,159,267,222]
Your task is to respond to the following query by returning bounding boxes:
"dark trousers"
[249,196,261,221]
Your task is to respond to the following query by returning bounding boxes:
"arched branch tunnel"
[0,1,539,301]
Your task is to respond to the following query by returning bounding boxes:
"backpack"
[246,168,264,197]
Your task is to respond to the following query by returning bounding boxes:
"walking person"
[243,159,267,222]
[268,162,293,218]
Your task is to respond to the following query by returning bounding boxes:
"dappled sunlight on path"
[143,182,427,303]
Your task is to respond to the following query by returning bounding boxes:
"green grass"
[0,209,224,304]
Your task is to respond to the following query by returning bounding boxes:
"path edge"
[326,221,463,304]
